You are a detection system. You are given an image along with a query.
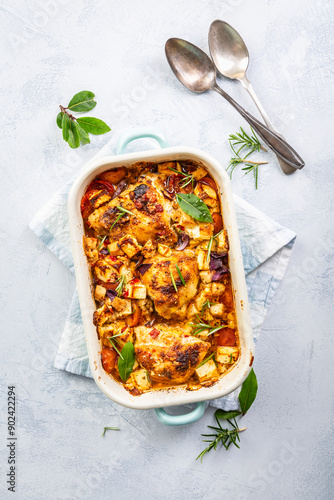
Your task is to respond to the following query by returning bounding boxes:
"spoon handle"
[214,84,305,170]
[239,77,296,175]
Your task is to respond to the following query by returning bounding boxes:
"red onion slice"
[175,233,190,251]
[137,263,152,276]
[212,266,230,281]
[112,179,127,200]
[106,289,117,301]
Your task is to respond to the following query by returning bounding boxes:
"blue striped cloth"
[29,138,296,410]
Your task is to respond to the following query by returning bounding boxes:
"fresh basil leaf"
[67,90,97,112]
[62,114,70,141]
[67,120,80,149]
[215,409,241,420]
[76,122,90,145]
[176,193,213,223]
[118,341,135,381]
[76,117,111,135]
[56,112,63,129]
[239,368,258,414]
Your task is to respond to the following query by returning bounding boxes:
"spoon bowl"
[209,20,249,80]
[165,38,216,93]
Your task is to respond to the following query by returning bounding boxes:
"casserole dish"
[67,128,254,425]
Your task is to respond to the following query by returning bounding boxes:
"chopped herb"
[108,338,124,359]
[116,205,134,216]
[200,299,213,315]
[98,235,107,250]
[197,352,215,368]
[110,212,124,231]
[175,263,185,286]
[170,269,178,292]
[101,427,120,437]
[229,353,233,363]
[189,316,227,337]
[115,275,126,297]
[110,206,134,232]
[168,166,195,191]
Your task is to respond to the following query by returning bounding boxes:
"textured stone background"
[1,0,333,498]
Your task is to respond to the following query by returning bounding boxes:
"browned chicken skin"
[134,325,209,383]
[88,178,177,246]
[141,250,199,319]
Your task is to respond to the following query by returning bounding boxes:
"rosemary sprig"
[227,126,268,189]
[98,235,107,250]
[115,275,126,297]
[206,229,224,263]
[170,269,178,293]
[197,352,215,369]
[168,166,195,190]
[108,338,124,359]
[175,263,185,286]
[229,126,267,156]
[200,299,213,316]
[196,414,246,462]
[189,315,226,336]
[101,427,120,437]
[110,206,134,231]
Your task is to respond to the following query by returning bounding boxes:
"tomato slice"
[199,176,218,192]
[88,179,115,196]
[81,189,100,221]
[217,328,236,346]
[128,303,141,326]
[99,167,126,184]
[220,284,234,312]
[212,213,223,234]
[101,347,117,373]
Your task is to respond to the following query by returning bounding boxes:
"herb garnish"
[110,206,134,231]
[108,338,124,359]
[117,341,136,382]
[170,269,178,293]
[189,315,226,336]
[57,91,111,149]
[175,263,185,286]
[200,299,213,316]
[227,126,268,189]
[168,166,195,190]
[98,235,107,250]
[115,275,126,297]
[101,427,120,437]
[206,229,223,263]
[197,369,258,461]
[197,352,215,369]
[176,193,213,223]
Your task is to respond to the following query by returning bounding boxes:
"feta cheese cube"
[210,303,224,317]
[158,244,172,257]
[216,346,239,365]
[119,234,142,258]
[197,249,210,270]
[195,359,219,383]
[132,369,151,391]
[107,241,124,256]
[94,285,106,302]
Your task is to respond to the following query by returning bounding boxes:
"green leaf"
[215,409,242,421]
[67,119,80,149]
[76,122,90,145]
[62,114,70,141]
[239,368,258,414]
[67,90,97,112]
[117,341,135,381]
[176,193,213,223]
[76,117,111,135]
[56,112,63,129]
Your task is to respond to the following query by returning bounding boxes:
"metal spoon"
[165,38,304,170]
[209,20,299,175]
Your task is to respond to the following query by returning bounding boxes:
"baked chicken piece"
[141,250,199,319]
[88,178,177,246]
[134,324,209,383]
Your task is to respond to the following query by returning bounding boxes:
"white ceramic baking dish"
[67,128,254,425]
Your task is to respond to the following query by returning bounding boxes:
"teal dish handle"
[116,128,169,155]
[154,402,206,426]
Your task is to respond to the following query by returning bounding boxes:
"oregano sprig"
[57,91,111,149]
